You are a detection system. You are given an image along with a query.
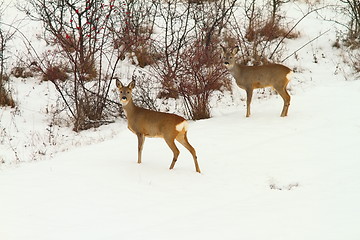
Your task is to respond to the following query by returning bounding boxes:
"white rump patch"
[176,121,188,132]
[286,71,293,80]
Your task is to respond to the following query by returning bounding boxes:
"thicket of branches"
[0,2,15,108]
[17,0,302,129]
[150,0,236,119]
[340,0,360,45]
[335,0,360,73]
[22,0,133,130]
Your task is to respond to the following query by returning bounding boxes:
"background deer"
[115,79,201,173]
[221,46,292,117]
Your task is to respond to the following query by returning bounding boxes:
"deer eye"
[120,91,123,93]
[127,91,130,94]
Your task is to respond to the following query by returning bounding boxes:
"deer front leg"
[137,133,145,164]
[245,89,253,117]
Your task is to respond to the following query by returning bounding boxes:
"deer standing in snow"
[221,46,292,117]
[115,79,201,173]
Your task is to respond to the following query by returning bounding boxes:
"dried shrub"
[10,66,34,78]
[0,74,9,82]
[227,0,300,66]
[56,33,76,53]
[354,57,360,73]
[335,1,360,73]
[10,60,40,79]
[133,45,161,68]
[180,41,231,119]
[155,38,231,120]
[43,65,68,82]
[114,24,155,68]
[332,38,341,49]
[22,0,124,131]
[157,73,180,100]
[72,94,106,131]
[81,58,97,81]
[130,71,159,111]
[340,0,360,46]
[245,17,299,42]
[343,49,360,74]
[257,20,299,41]
[11,67,25,78]
[187,0,218,3]
[0,85,15,108]
[149,0,236,119]
[112,1,156,68]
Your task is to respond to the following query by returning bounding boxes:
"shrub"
[153,37,231,120]
[43,66,68,82]
[111,1,156,68]
[340,0,360,45]
[257,20,299,41]
[150,0,235,120]
[178,40,231,119]
[226,0,299,66]
[10,66,35,78]
[23,0,124,131]
[0,85,15,108]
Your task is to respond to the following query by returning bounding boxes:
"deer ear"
[232,46,239,55]
[220,44,226,53]
[128,80,136,89]
[116,79,123,88]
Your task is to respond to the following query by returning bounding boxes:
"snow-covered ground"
[1,1,360,240]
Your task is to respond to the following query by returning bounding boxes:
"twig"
[269,5,331,60]
[281,29,330,63]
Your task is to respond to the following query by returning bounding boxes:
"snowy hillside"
[1,1,360,240]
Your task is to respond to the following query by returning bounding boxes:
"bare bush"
[43,65,68,82]
[226,0,299,66]
[110,0,158,68]
[340,0,360,46]
[0,85,15,107]
[151,0,235,120]
[22,0,123,131]
[177,40,231,119]
[0,2,15,108]
[130,70,159,112]
[334,1,360,74]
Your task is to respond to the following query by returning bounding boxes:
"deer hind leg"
[165,137,180,170]
[176,132,201,173]
[137,133,145,164]
[245,89,253,117]
[275,86,291,117]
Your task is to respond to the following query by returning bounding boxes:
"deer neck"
[122,100,138,118]
[228,63,248,89]
[228,63,242,76]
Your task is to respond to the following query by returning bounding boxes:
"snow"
[1,1,360,240]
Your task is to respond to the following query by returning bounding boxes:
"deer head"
[221,45,239,69]
[116,79,136,107]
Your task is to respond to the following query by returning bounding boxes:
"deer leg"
[137,133,145,164]
[176,132,201,173]
[245,89,253,117]
[276,87,291,117]
[165,138,180,170]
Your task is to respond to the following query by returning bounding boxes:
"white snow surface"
[1,1,360,240]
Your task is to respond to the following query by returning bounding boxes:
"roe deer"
[221,46,292,117]
[115,79,201,173]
